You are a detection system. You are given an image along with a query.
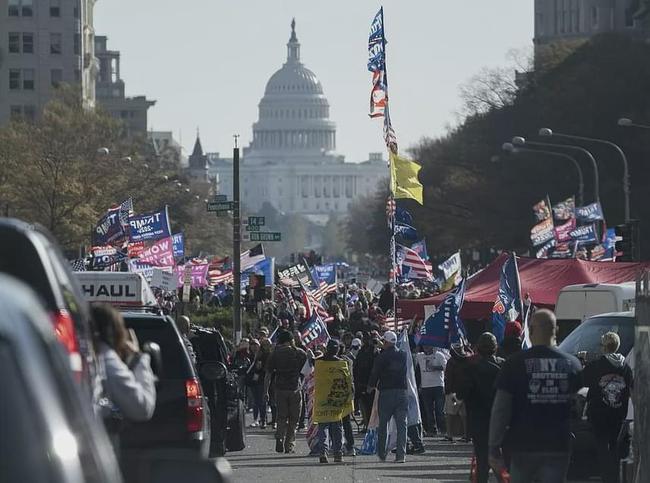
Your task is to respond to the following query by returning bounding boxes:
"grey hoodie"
[605,352,626,368]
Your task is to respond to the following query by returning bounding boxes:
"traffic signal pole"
[233,135,242,344]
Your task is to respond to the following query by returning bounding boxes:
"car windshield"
[124,316,190,379]
[559,316,635,360]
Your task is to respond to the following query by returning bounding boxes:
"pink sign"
[554,218,576,243]
[176,263,209,288]
[138,237,175,267]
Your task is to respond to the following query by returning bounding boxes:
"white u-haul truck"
[75,271,159,308]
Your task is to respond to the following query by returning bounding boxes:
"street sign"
[249,232,282,242]
[207,201,235,212]
[215,210,230,216]
[245,225,261,232]
[213,194,227,202]
[248,216,265,226]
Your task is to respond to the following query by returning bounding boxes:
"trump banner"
[530,218,555,246]
[93,206,125,246]
[172,232,184,258]
[128,207,172,243]
[313,359,354,424]
[576,202,604,223]
[492,253,523,343]
[554,218,576,243]
[175,263,209,288]
[570,224,598,243]
[138,237,175,267]
[552,197,575,222]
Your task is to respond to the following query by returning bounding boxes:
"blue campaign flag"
[242,257,274,288]
[417,278,467,348]
[603,228,617,260]
[491,253,523,344]
[395,223,418,241]
[576,202,604,223]
[395,206,413,226]
[172,233,184,258]
[569,223,598,244]
[300,312,330,349]
[93,206,125,246]
[128,207,172,243]
[367,7,385,72]
[311,263,336,285]
[411,239,429,261]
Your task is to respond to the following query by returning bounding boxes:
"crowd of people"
[225,299,634,483]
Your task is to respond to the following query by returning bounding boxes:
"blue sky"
[95,1,533,162]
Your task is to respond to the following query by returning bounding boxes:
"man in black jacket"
[354,334,378,429]
[583,332,633,483]
[458,333,503,483]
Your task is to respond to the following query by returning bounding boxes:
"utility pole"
[634,270,650,482]
[233,135,242,344]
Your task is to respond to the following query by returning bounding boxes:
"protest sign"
[128,207,172,243]
[313,360,354,424]
[138,237,175,267]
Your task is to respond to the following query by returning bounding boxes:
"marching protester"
[314,340,349,463]
[489,309,582,483]
[354,333,379,430]
[265,330,308,454]
[92,304,157,451]
[340,341,358,455]
[498,319,523,360]
[444,343,471,442]
[368,330,408,463]
[246,338,268,428]
[415,345,447,437]
[583,332,633,483]
[457,333,503,483]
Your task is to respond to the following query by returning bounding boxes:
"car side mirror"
[142,342,163,379]
[198,361,228,381]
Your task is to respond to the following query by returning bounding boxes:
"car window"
[0,340,60,483]
[559,316,635,359]
[124,316,191,379]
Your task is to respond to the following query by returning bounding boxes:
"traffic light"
[615,220,641,262]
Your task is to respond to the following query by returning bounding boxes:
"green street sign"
[215,210,230,216]
[248,216,266,226]
[213,194,228,202]
[245,225,261,232]
[207,201,235,212]
[249,232,282,242]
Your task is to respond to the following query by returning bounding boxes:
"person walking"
[264,330,307,454]
[415,345,447,437]
[489,309,582,483]
[354,334,378,430]
[444,343,471,442]
[368,330,408,463]
[583,332,633,483]
[246,339,268,428]
[315,340,350,463]
[457,333,503,483]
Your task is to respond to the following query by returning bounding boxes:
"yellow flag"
[390,152,423,204]
[313,360,354,423]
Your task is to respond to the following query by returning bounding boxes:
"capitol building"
[191,20,388,223]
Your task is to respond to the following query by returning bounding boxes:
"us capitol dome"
[204,19,387,219]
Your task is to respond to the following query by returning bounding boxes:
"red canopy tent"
[398,253,650,321]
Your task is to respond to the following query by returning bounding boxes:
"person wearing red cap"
[498,321,523,360]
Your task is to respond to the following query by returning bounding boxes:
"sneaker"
[344,447,356,457]
[334,454,343,463]
[319,455,329,464]
[411,445,426,455]
[249,421,259,428]
[272,423,277,430]
[275,439,285,453]
[285,446,296,454]
[395,457,406,463]
[259,422,266,429]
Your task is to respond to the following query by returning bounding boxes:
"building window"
[50,33,62,55]
[314,176,321,198]
[22,69,34,90]
[301,176,309,198]
[8,0,19,16]
[345,177,353,198]
[21,0,32,16]
[23,33,34,54]
[9,70,21,90]
[73,6,79,18]
[10,106,22,120]
[50,0,60,17]
[9,105,35,122]
[591,7,598,29]
[8,33,20,53]
[23,105,36,121]
[8,0,32,16]
[73,34,80,55]
[51,69,63,87]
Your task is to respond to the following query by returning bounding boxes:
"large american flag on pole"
[396,244,433,281]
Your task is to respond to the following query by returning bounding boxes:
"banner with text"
[128,207,172,243]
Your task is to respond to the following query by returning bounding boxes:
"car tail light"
[185,378,204,433]
[52,310,83,376]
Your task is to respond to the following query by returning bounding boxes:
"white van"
[554,282,636,341]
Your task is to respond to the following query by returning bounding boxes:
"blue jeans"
[377,389,408,460]
[510,452,571,483]
[318,421,343,457]
[421,386,446,433]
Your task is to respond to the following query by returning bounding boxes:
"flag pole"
[233,135,242,344]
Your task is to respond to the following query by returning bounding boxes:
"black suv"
[121,312,211,458]
[190,327,246,456]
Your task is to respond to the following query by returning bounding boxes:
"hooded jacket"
[583,353,633,426]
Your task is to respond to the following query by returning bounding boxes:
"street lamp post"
[501,142,585,206]
[539,128,630,222]
[512,136,600,202]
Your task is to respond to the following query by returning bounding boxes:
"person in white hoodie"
[583,332,633,483]
[92,304,157,450]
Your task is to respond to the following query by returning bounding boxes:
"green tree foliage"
[0,87,230,254]
[351,34,650,259]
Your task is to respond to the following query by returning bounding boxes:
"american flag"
[397,244,433,281]
[207,245,265,285]
[381,315,411,331]
[300,281,331,322]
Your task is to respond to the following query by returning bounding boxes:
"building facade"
[206,20,387,219]
[95,35,155,136]
[534,0,649,49]
[0,0,98,123]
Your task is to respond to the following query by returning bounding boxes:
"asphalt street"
[227,414,597,483]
